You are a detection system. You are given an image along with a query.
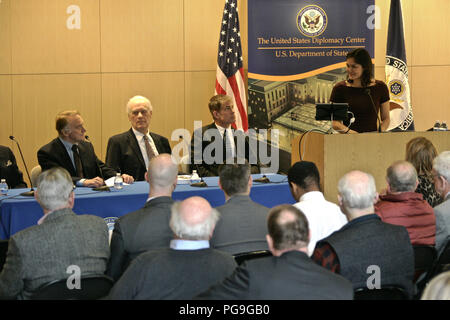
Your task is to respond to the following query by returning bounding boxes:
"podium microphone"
[365,88,382,133]
[9,136,34,196]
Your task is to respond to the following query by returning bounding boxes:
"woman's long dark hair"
[346,48,373,87]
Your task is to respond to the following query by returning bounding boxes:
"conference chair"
[413,245,437,283]
[426,241,450,281]
[30,274,114,300]
[0,240,8,273]
[233,250,272,265]
[354,286,409,300]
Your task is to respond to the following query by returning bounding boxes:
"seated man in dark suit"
[0,145,27,188]
[190,94,259,177]
[37,110,134,188]
[0,167,110,300]
[312,170,415,298]
[106,154,178,281]
[107,196,237,300]
[210,161,269,254]
[106,95,171,181]
[197,204,353,300]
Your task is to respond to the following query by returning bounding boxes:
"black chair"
[233,250,272,265]
[427,241,450,281]
[31,274,114,300]
[0,240,9,273]
[413,245,437,283]
[354,286,409,300]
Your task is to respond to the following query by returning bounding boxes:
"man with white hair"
[107,196,237,300]
[375,160,435,246]
[106,95,171,181]
[433,151,450,255]
[107,154,179,281]
[0,167,110,300]
[312,170,415,297]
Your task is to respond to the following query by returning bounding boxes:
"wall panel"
[10,0,101,74]
[0,76,13,148]
[100,0,184,72]
[0,0,11,74]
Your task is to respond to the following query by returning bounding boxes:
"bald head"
[338,170,377,212]
[147,154,178,192]
[386,160,418,193]
[170,196,220,240]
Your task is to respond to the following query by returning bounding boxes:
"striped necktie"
[143,135,156,162]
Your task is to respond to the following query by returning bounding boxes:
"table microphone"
[253,175,271,183]
[9,136,34,196]
[84,135,110,192]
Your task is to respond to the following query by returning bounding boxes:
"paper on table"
[104,176,130,187]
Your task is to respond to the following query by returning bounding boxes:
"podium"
[291,131,450,204]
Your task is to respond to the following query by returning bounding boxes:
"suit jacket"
[105,129,172,181]
[37,137,117,184]
[107,247,237,300]
[0,145,27,189]
[197,251,353,300]
[435,196,450,256]
[190,123,260,177]
[106,196,174,281]
[0,208,110,300]
[211,195,269,254]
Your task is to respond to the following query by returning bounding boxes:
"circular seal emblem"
[388,80,404,96]
[297,5,327,37]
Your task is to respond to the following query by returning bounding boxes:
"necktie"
[223,129,233,162]
[143,135,156,162]
[71,144,84,178]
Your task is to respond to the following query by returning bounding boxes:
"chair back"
[413,245,437,282]
[428,241,450,280]
[0,240,9,273]
[31,274,114,300]
[30,165,42,188]
[354,286,409,300]
[233,250,272,265]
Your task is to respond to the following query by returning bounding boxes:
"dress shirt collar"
[214,123,232,136]
[59,137,75,151]
[170,239,210,250]
[132,127,150,139]
[299,191,325,202]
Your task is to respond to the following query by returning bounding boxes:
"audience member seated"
[432,151,450,256]
[375,160,435,246]
[210,161,269,254]
[288,161,347,255]
[312,170,415,298]
[107,196,237,300]
[106,95,171,181]
[421,271,450,300]
[190,94,259,177]
[0,167,110,300]
[37,110,133,188]
[0,145,27,189]
[197,204,353,300]
[406,137,442,207]
[106,154,178,281]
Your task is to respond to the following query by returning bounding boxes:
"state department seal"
[388,80,404,96]
[297,5,327,38]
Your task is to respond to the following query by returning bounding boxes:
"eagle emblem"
[297,5,327,37]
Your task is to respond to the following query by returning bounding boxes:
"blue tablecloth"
[0,174,294,239]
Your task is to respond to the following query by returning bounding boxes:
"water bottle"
[0,179,8,195]
[114,173,123,190]
[433,120,441,131]
[190,170,201,184]
[440,121,448,131]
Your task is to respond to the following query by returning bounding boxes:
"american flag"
[215,0,248,132]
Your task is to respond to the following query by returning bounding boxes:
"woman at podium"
[330,48,390,134]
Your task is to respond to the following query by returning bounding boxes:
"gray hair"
[169,201,220,240]
[386,160,418,192]
[433,151,450,183]
[126,95,153,114]
[36,167,74,212]
[338,171,376,210]
[218,160,251,196]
